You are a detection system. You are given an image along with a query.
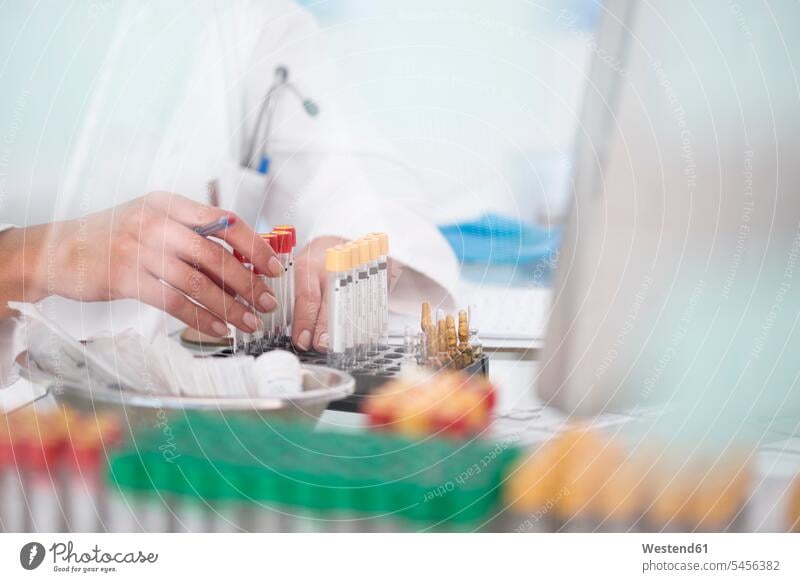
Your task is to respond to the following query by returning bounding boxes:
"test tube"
[271,230,293,347]
[0,415,25,532]
[458,309,471,367]
[27,419,65,532]
[325,247,350,368]
[106,485,139,533]
[210,500,243,533]
[251,502,282,532]
[790,477,800,533]
[333,244,354,369]
[436,318,449,366]
[420,301,434,365]
[504,439,563,533]
[343,244,360,368]
[172,496,209,533]
[421,302,432,330]
[367,232,390,350]
[468,304,484,360]
[273,226,296,343]
[401,326,419,374]
[446,314,458,364]
[65,413,121,533]
[8,413,60,533]
[233,251,259,354]
[260,233,279,349]
[365,236,381,357]
[416,330,427,364]
[354,240,370,364]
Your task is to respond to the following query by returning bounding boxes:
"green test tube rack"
[106,413,519,532]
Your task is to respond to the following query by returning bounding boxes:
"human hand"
[24,192,282,337]
[291,236,345,351]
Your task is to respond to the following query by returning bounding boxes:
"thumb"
[292,262,322,351]
[312,282,329,353]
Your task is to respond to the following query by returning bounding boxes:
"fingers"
[167,227,277,313]
[144,192,281,277]
[204,269,241,298]
[136,274,230,337]
[215,217,282,278]
[291,263,322,351]
[140,247,261,334]
[144,191,225,228]
[312,282,329,352]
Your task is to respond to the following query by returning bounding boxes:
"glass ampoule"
[468,303,484,361]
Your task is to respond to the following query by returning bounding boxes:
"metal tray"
[29,363,355,426]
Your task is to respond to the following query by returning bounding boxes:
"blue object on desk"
[439,213,562,265]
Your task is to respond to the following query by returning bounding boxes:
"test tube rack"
[209,344,490,413]
[108,412,519,532]
[7,406,800,532]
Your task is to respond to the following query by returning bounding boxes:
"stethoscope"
[243,66,319,175]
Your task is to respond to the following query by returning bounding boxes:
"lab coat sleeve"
[0,318,23,391]
[0,224,24,389]
[237,1,460,314]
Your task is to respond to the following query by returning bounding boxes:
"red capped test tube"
[233,250,261,354]
[260,232,279,349]
[64,412,121,533]
[272,226,296,345]
[12,411,65,532]
[271,229,293,347]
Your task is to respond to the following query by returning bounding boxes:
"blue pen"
[193,214,237,237]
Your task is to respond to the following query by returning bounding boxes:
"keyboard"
[458,283,551,340]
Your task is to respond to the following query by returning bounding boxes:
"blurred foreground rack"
[107,413,518,532]
[5,405,800,532]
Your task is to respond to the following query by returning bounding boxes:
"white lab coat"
[0,0,458,393]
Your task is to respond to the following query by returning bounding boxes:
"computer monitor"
[538,0,800,415]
